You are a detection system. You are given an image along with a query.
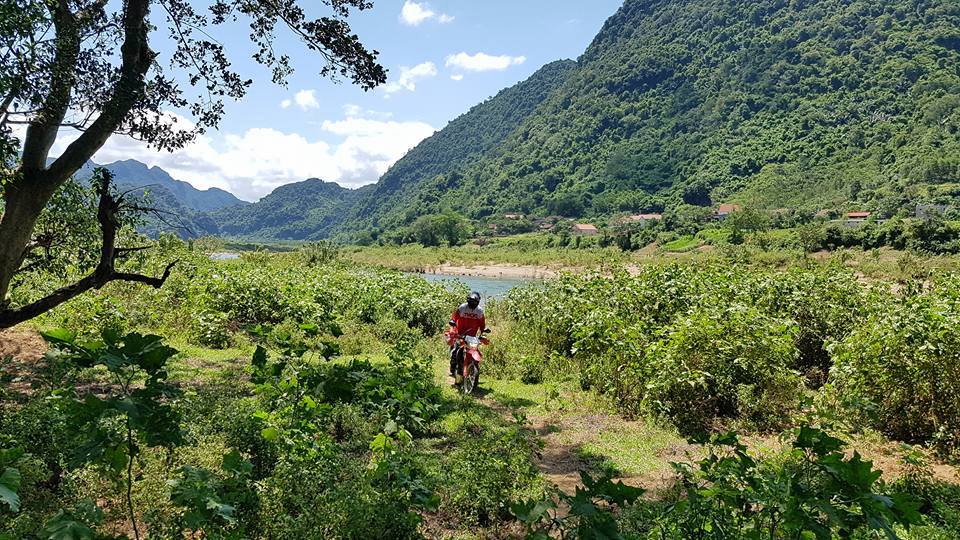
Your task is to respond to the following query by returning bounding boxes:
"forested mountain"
[66,159,234,238]
[335,0,960,233]
[68,0,960,242]
[212,179,372,240]
[332,60,577,237]
[103,159,247,212]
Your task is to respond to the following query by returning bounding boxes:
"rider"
[447,291,486,378]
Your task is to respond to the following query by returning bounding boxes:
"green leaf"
[299,323,320,336]
[222,450,253,477]
[0,484,19,513]
[794,425,844,455]
[260,427,280,442]
[41,328,77,345]
[252,346,268,369]
[41,509,99,540]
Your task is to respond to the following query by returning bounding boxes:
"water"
[414,273,533,301]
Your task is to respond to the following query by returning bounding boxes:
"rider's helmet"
[466,291,481,309]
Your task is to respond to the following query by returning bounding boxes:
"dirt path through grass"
[438,364,691,496]
[438,361,960,496]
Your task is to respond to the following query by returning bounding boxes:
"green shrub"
[829,291,960,456]
[891,450,960,539]
[258,453,421,540]
[634,427,921,539]
[642,306,803,433]
[441,423,545,525]
[193,309,232,349]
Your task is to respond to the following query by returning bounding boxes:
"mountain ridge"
[101,159,248,212]
[66,0,960,241]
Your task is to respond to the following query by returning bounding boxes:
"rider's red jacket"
[449,303,485,339]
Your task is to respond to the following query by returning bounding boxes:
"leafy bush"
[193,309,232,349]
[642,306,803,433]
[632,428,921,539]
[501,265,859,430]
[511,471,644,540]
[829,289,960,456]
[892,449,960,538]
[441,421,545,525]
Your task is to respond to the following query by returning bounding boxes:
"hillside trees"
[353,0,960,229]
[0,0,386,327]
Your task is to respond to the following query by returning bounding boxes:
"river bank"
[417,263,559,279]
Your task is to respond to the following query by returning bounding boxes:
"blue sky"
[63,0,624,201]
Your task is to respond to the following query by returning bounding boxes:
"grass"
[168,341,253,383]
[575,424,685,478]
[661,235,700,252]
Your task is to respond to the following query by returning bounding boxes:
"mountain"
[103,159,246,212]
[332,60,578,238]
[340,0,960,228]
[212,179,372,240]
[60,0,960,242]
[66,159,231,238]
[129,184,222,238]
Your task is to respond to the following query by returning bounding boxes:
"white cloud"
[399,1,453,26]
[450,74,464,81]
[31,109,436,201]
[382,61,437,94]
[293,89,319,110]
[280,99,292,109]
[343,103,394,120]
[445,52,526,72]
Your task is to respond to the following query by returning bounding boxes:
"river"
[412,273,534,302]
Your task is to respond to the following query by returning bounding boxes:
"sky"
[46,0,624,201]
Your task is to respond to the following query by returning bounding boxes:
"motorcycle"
[448,327,491,394]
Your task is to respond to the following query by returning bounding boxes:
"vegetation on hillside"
[212,180,372,241]
[323,0,960,241]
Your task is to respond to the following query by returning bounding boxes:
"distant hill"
[129,184,222,238]
[212,179,372,240]
[67,159,237,238]
[102,159,247,213]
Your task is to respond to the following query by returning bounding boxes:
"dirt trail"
[0,327,50,398]
[477,391,687,496]
[0,327,47,362]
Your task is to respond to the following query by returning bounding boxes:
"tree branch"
[19,0,81,174]
[0,170,175,329]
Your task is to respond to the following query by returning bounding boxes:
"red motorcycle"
[447,328,490,394]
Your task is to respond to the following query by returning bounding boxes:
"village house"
[843,211,873,228]
[618,213,663,228]
[572,223,599,236]
[715,203,742,220]
[503,213,525,220]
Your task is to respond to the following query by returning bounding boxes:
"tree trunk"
[0,171,59,305]
[0,0,154,314]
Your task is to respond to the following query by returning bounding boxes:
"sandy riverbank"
[419,263,562,279]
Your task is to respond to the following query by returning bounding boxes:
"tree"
[724,207,769,244]
[0,0,386,327]
[411,212,470,247]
